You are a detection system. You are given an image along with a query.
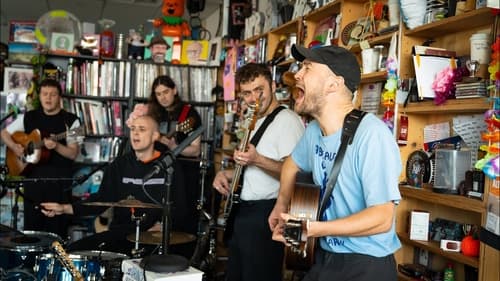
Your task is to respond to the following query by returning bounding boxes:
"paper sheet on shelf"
[423,122,450,144]
[452,114,487,164]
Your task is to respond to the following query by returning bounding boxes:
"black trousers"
[303,248,397,281]
[226,199,284,281]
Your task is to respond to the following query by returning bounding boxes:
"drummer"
[41,104,165,256]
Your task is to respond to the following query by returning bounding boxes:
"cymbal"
[82,199,161,209]
[126,231,196,245]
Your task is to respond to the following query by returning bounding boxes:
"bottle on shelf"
[443,263,455,281]
[99,19,116,58]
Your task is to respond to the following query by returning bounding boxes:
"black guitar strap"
[318,109,367,216]
[250,105,285,146]
[237,105,285,187]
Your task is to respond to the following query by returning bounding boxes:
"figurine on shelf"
[153,0,191,38]
[127,29,147,60]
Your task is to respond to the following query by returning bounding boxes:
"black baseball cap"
[291,44,361,93]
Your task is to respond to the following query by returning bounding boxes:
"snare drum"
[70,250,129,280]
[35,253,99,281]
[0,230,62,271]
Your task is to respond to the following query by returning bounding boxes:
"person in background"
[1,78,80,238]
[269,45,402,281]
[41,104,164,256]
[148,35,171,63]
[212,63,304,281]
[147,75,203,257]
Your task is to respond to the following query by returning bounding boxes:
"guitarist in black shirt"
[1,78,81,238]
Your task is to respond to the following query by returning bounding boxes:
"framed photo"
[3,67,34,93]
[208,37,222,66]
[9,20,37,43]
[50,32,75,53]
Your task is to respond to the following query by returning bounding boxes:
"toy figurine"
[127,29,147,59]
[153,0,191,38]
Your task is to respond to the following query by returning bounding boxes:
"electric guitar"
[6,126,85,176]
[52,241,85,281]
[161,117,195,139]
[220,101,259,229]
[283,172,320,271]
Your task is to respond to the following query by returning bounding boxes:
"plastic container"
[470,33,491,64]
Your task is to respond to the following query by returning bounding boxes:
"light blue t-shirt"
[291,113,402,257]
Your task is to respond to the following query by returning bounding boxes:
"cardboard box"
[409,210,430,241]
[121,259,203,281]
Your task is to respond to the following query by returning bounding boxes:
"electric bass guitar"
[6,126,85,176]
[283,172,320,271]
[220,101,259,229]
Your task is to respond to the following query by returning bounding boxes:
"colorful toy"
[474,35,500,179]
[127,29,146,59]
[153,0,191,38]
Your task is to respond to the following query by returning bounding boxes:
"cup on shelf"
[361,48,380,74]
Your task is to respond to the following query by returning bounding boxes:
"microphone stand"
[140,126,205,273]
[139,151,189,273]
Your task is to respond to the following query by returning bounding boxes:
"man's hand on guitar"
[272,213,308,245]
[233,144,258,166]
[212,170,231,196]
[44,137,57,150]
[160,135,177,151]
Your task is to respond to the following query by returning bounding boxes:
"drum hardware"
[191,145,217,274]
[82,198,161,209]
[126,231,196,245]
[139,127,204,273]
[130,210,147,257]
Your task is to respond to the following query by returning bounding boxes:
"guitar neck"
[52,241,84,281]
[34,131,68,149]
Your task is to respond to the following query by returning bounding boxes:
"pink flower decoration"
[126,103,149,128]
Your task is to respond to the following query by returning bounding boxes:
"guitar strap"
[238,105,285,191]
[178,104,191,123]
[318,109,367,216]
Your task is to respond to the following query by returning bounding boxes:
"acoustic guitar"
[6,126,85,176]
[283,172,320,271]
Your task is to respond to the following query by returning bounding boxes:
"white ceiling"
[0,0,222,43]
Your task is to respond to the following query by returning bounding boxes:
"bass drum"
[0,230,62,272]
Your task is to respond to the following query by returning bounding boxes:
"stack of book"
[454,80,488,99]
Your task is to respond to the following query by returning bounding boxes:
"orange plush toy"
[153,0,191,38]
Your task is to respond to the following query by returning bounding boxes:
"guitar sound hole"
[26,142,34,154]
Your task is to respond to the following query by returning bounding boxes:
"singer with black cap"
[269,44,402,281]
[41,104,166,256]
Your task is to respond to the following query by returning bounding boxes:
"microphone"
[142,126,205,181]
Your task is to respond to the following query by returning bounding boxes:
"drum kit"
[0,198,198,281]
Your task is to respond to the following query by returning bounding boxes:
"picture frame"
[9,20,37,43]
[208,37,222,66]
[50,32,75,53]
[3,67,34,93]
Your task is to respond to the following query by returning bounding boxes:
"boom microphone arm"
[142,126,205,181]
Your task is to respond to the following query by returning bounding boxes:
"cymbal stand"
[130,210,146,258]
[12,182,23,230]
